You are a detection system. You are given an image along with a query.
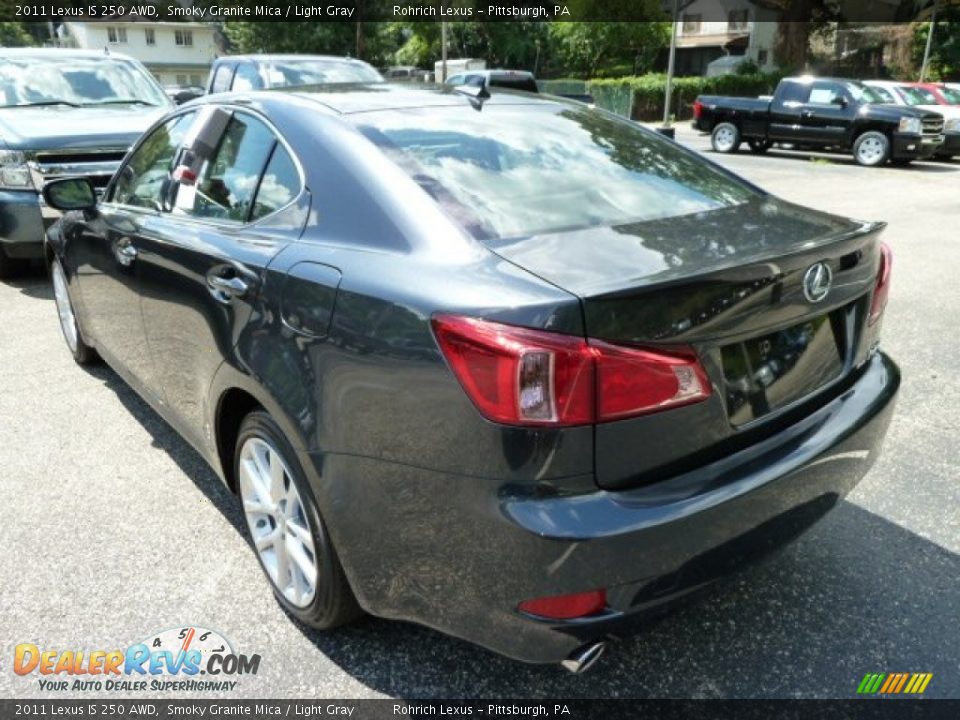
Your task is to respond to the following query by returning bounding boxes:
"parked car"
[165,85,205,105]
[864,80,960,160]
[445,69,595,104]
[0,48,171,278]
[383,66,429,82]
[206,54,383,95]
[693,75,944,166]
[445,69,539,93]
[43,85,898,672]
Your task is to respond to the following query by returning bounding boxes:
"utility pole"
[441,21,448,82]
[920,0,939,82]
[661,0,679,136]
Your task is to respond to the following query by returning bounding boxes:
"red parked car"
[907,82,960,107]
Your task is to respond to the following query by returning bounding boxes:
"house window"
[757,49,769,66]
[176,74,188,86]
[107,27,127,44]
[175,30,193,47]
[728,9,749,32]
[682,14,702,34]
[145,28,155,46]
[189,74,202,86]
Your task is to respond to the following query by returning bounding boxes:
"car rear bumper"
[305,351,899,664]
[0,189,53,258]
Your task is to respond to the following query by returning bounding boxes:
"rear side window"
[172,113,276,222]
[250,145,300,221]
[777,81,809,104]
[210,64,233,94]
[356,105,757,241]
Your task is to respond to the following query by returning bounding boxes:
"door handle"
[116,243,137,266]
[206,273,249,302]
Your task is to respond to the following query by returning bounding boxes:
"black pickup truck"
[693,76,944,167]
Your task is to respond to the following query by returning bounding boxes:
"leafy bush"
[588,72,783,121]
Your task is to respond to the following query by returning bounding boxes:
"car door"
[799,81,853,146]
[767,79,809,142]
[134,108,306,448]
[68,111,197,400]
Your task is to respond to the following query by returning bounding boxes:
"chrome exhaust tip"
[561,641,606,674]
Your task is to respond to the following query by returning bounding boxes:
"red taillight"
[868,243,892,326]
[431,315,710,427]
[518,589,607,620]
[693,99,704,120]
[593,340,711,421]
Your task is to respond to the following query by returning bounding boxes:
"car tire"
[50,257,98,365]
[748,139,771,154]
[235,410,363,630]
[853,131,891,167]
[711,122,741,153]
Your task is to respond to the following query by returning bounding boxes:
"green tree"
[222,22,357,57]
[0,21,33,47]
[546,0,669,79]
[914,17,960,81]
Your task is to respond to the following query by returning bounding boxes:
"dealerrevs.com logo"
[13,626,261,692]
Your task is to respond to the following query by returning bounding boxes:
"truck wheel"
[853,131,890,167]
[711,122,741,153]
[748,139,771,154]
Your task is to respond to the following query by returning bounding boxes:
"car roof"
[262,82,556,115]
[216,54,371,64]
[0,48,140,62]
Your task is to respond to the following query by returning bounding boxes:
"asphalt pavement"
[1,126,958,699]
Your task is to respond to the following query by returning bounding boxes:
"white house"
[672,0,780,76]
[59,22,217,88]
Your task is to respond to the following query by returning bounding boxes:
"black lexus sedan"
[42,84,899,672]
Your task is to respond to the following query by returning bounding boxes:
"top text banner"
[4,0,942,23]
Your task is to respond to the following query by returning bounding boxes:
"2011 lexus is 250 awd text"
[41,83,899,673]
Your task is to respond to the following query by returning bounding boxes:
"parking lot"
[2,127,958,699]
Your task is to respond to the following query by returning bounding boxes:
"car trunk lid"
[487,197,886,490]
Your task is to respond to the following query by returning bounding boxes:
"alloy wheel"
[51,260,79,354]
[857,136,886,165]
[238,437,318,608]
[714,126,736,151]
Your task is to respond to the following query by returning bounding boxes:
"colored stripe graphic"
[857,672,932,695]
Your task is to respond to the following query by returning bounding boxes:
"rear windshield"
[263,59,383,88]
[489,77,539,93]
[356,104,757,241]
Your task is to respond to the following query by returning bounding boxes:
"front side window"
[172,113,276,223]
[357,105,757,241]
[232,63,264,92]
[808,82,845,105]
[111,112,196,209]
[867,85,896,104]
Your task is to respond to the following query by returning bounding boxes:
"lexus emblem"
[802,262,832,303]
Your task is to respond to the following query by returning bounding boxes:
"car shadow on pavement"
[86,362,959,699]
[294,502,960,699]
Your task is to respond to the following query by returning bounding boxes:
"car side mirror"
[42,177,97,211]
[832,96,848,108]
